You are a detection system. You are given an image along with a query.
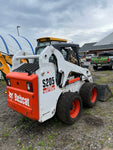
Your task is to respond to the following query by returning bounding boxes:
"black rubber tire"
[56,92,82,125]
[93,66,98,71]
[80,82,97,108]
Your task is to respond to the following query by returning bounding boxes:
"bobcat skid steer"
[6,43,97,124]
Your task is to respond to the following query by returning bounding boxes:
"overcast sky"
[0,0,113,46]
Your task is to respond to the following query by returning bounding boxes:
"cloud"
[0,0,113,46]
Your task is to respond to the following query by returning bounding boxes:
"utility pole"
[17,26,20,36]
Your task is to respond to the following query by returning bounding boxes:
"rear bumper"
[91,63,112,67]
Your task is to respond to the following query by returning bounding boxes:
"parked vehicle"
[91,51,113,70]
[86,54,96,61]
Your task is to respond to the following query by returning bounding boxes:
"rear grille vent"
[13,63,39,73]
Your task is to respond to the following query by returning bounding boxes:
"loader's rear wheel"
[56,92,82,125]
[80,82,97,108]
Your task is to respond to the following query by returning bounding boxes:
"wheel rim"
[70,99,80,118]
[91,88,97,103]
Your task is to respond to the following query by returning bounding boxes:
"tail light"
[26,82,33,92]
[6,78,11,86]
[108,58,110,62]
[90,58,91,62]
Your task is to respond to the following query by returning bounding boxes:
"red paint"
[6,72,39,121]
[91,88,97,103]
[68,77,80,84]
[43,85,55,94]
[70,99,80,118]
[108,58,110,62]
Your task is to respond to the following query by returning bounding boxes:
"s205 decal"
[42,77,55,94]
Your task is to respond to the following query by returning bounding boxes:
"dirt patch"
[0,68,113,150]
[84,115,104,127]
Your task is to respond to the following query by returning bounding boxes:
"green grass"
[100,140,104,145]
[94,72,113,85]
[0,79,6,86]
[38,141,45,146]
[20,145,33,150]
[74,141,79,149]
[83,109,92,115]
[30,134,33,139]
[17,139,21,145]
[4,133,9,138]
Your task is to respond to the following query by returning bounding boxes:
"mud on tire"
[80,82,97,108]
[56,92,82,125]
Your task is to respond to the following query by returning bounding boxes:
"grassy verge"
[0,79,6,86]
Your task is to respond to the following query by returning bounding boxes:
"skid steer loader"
[6,43,98,124]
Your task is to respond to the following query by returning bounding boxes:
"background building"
[80,32,113,57]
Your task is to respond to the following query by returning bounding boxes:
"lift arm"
[39,46,93,87]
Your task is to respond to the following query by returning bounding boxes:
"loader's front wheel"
[80,82,97,108]
[56,92,82,125]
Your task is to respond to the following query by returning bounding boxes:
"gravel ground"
[0,68,113,150]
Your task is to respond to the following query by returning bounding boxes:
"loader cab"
[52,43,80,66]
[35,42,80,65]
[35,37,67,55]
[35,37,67,63]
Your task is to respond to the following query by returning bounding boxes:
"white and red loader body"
[6,44,97,124]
